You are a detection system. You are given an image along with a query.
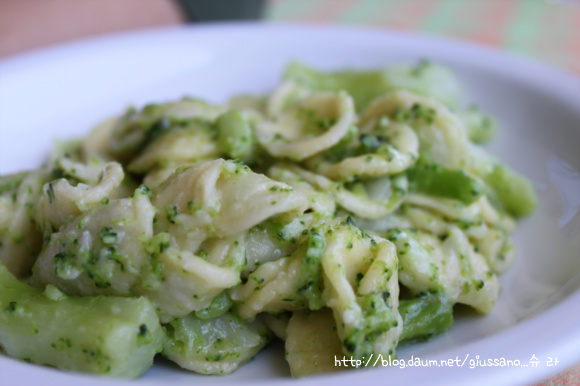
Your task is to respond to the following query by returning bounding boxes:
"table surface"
[267,0,580,77]
[265,1,580,385]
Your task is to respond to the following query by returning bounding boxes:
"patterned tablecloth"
[266,1,580,385]
[267,0,580,76]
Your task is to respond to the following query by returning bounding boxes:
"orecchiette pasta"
[152,159,309,251]
[35,162,125,232]
[256,91,356,160]
[359,90,469,170]
[285,309,344,376]
[127,122,220,174]
[321,220,402,359]
[305,121,419,181]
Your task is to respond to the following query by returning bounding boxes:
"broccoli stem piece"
[0,263,163,378]
[284,62,387,112]
[484,164,537,217]
[399,294,454,343]
[195,290,233,320]
[163,312,271,375]
[407,157,484,205]
[284,61,461,111]
[216,110,254,160]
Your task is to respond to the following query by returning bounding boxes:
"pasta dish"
[0,62,536,377]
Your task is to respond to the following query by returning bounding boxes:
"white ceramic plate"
[0,24,579,386]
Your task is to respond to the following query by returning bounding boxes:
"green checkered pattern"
[266,0,580,76]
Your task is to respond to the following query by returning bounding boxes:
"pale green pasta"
[0,61,536,378]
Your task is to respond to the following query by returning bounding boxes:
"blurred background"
[0,0,579,385]
[0,0,579,76]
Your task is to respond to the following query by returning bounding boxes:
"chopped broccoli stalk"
[399,294,453,343]
[284,62,388,111]
[110,98,223,157]
[484,164,537,217]
[407,157,484,205]
[163,312,271,375]
[195,291,233,320]
[343,293,398,359]
[0,263,163,378]
[284,61,461,111]
[458,106,497,143]
[382,61,461,108]
[216,110,254,160]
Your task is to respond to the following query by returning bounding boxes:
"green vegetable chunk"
[284,61,461,111]
[195,291,233,320]
[216,110,254,160]
[164,312,271,375]
[399,294,454,343]
[0,263,163,378]
[407,157,484,205]
[484,164,537,217]
[285,62,388,111]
